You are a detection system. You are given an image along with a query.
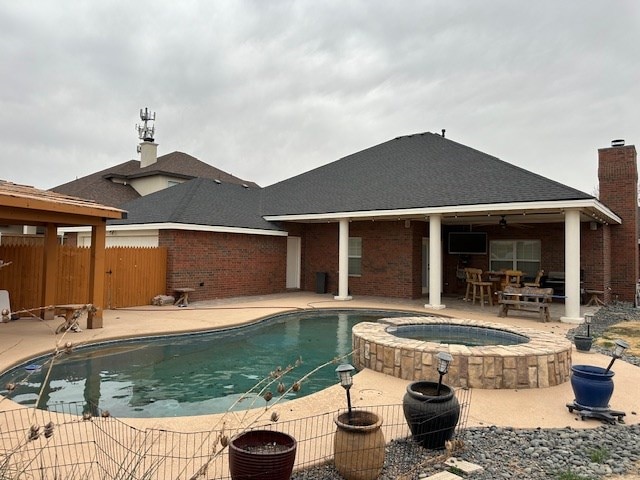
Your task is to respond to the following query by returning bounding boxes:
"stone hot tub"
[352,317,572,389]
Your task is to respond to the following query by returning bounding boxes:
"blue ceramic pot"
[570,365,614,409]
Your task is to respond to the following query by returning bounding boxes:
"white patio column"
[334,218,352,300]
[425,214,445,309]
[561,208,582,323]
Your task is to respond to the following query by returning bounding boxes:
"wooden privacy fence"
[0,245,167,311]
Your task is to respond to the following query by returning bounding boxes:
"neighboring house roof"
[51,160,141,207]
[109,178,283,233]
[261,132,594,216]
[52,152,259,208]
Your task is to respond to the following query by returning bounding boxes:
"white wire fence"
[0,388,471,480]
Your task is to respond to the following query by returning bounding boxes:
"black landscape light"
[436,352,453,395]
[584,313,593,337]
[336,363,355,416]
[604,339,629,374]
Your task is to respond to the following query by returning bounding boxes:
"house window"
[348,237,362,276]
[490,240,541,277]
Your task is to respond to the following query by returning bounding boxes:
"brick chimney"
[598,140,638,301]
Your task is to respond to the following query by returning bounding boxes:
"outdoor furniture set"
[497,285,554,322]
[463,267,563,322]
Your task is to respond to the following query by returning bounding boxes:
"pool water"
[388,324,529,347]
[0,310,417,418]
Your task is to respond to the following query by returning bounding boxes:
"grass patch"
[595,320,640,356]
[556,470,594,480]
[589,447,610,463]
[447,465,465,476]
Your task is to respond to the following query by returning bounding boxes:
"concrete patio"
[0,291,637,432]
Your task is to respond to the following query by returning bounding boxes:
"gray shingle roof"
[108,132,596,230]
[51,160,141,207]
[110,178,282,232]
[261,132,593,216]
[124,151,259,187]
[52,152,258,208]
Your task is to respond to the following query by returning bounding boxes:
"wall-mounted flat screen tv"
[448,232,487,255]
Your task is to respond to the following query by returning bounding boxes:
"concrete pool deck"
[0,291,638,432]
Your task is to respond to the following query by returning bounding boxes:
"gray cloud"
[1,0,638,195]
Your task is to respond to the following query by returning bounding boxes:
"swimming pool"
[0,309,421,418]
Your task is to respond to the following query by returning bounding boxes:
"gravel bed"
[568,301,640,367]
[292,304,640,480]
[293,424,640,480]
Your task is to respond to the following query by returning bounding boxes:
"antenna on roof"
[441,129,446,138]
[136,107,156,142]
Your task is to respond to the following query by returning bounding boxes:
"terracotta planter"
[228,430,296,480]
[334,410,385,480]
[403,381,460,449]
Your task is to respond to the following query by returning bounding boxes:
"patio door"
[422,238,429,294]
[286,236,301,289]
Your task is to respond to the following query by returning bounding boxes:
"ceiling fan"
[498,215,533,229]
[473,215,533,230]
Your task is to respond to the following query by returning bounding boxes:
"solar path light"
[436,352,453,395]
[336,363,355,418]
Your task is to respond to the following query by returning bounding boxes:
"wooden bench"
[497,286,554,322]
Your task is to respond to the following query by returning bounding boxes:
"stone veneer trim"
[352,316,572,389]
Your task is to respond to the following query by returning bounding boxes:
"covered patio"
[271,204,620,324]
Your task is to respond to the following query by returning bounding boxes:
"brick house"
[61,132,638,323]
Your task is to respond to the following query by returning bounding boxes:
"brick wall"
[581,222,609,300]
[301,220,424,299]
[598,144,638,302]
[300,223,338,294]
[159,230,287,301]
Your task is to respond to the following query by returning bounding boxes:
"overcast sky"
[1,1,638,195]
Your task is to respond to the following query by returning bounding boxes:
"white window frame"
[348,237,362,276]
[489,239,541,277]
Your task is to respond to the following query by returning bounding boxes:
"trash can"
[315,272,327,294]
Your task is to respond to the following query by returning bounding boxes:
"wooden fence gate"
[0,245,167,311]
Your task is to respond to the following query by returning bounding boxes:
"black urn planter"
[228,430,297,480]
[402,381,461,449]
[574,335,593,352]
